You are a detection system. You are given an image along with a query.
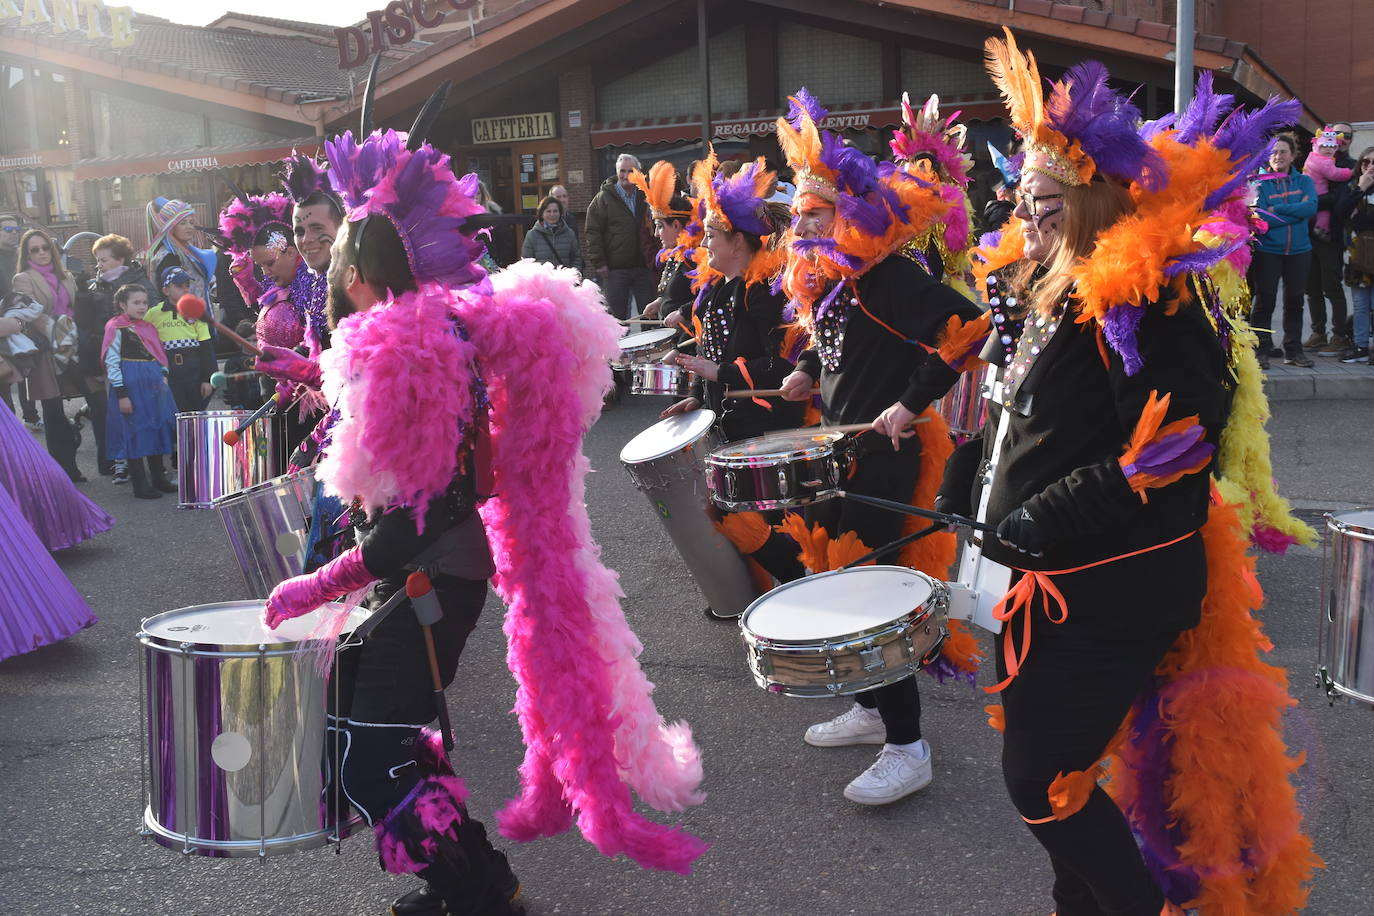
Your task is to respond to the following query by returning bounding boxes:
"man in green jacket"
[585,153,655,319]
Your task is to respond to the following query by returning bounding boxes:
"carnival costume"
[628,161,698,321]
[144,198,216,303]
[279,151,340,351]
[776,89,983,799]
[947,30,1318,914]
[261,93,706,915]
[889,92,979,300]
[0,480,97,663]
[0,400,113,552]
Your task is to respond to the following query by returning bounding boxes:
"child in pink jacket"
[1304,130,1353,240]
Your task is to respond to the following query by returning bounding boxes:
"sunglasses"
[27,244,51,254]
[0,226,19,234]
[1362,159,1374,167]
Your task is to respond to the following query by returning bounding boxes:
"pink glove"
[264,547,376,629]
[257,344,323,389]
[229,253,263,309]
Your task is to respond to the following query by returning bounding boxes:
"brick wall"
[776,21,882,105]
[597,26,747,122]
[900,47,992,98]
[64,69,95,236]
[559,65,597,214]
[1215,0,1374,124]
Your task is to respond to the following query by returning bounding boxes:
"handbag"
[1350,230,1374,275]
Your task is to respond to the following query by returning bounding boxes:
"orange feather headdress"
[628,161,691,222]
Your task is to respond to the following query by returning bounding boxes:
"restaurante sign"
[0,0,136,49]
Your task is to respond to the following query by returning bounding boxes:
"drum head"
[620,410,717,464]
[742,566,934,642]
[210,466,316,508]
[618,328,676,351]
[141,600,370,650]
[715,430,843,459]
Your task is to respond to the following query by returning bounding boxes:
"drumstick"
[406,571,455,752]
[618,318,672,325]
[832,489,999,534]
[843,523,944,568]
[221,394,278,446]
[820,417,931,435]
[722,387,820,399]
[177,294,262,357]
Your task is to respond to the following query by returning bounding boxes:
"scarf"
[100,264,129,285]
[101,314,167,367]
[32,262,71,318]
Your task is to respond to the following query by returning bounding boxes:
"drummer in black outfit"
[776,90,981,806]
[662,154,804,442]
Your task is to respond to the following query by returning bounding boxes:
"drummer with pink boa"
[260,82,707,916]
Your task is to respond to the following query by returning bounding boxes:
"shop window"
[777,23,882,107]
[899,48,992,99]
[33,69,68,150]
[44,168,78,223]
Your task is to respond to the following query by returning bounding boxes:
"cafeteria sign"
[471,113,556,145]
[0,0,136,48]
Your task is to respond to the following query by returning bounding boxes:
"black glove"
[996,506,1047,556]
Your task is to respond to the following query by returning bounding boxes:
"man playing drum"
[777,89,983,806]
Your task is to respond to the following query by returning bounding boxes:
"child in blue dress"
[102,284,178,500]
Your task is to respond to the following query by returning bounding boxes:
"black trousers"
[1,383,38,421]
[38,397,78,472]
[166,365,208,415]
[806,435,924,744]
[1305,235,1349,337]
[1250,250,1311,355]
[996,536,1203,916]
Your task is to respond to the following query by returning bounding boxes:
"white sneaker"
[803,702,885,747]
[843,741,932,805]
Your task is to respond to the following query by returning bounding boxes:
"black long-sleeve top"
[963,292,1229,572]
[793,254,981,426]
[689,276,805,442]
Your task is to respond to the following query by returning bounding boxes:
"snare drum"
[706,430,846,512]
[614,328,678,368]
[739,566,948,696]
[177,411,283,509]
[1319,510,1374,704]
[140,600,368,857]
[631,363,696,397]
[935,363,992,442]
[620,410,762,618]
[213,467,318,599]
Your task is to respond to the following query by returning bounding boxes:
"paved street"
[2,395,1372,916]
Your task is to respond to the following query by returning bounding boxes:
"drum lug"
[919,626,949,669]
[726,470,737,500]
[859,645,885,672]
[776,467,790,499]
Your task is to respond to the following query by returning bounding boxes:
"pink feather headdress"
[216,193,294,259]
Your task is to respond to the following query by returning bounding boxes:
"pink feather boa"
[453,260,707,873]
[316,286,479,529]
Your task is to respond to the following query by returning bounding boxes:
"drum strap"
[731,358,771,409]
[983,529,1198,695]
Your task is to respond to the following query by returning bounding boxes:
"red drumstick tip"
[222,429,241,446]
[405,570,433,598]
[177,294,207,321]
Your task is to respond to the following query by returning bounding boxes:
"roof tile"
[1050,4,1087,24]
[1135,19,1171,41]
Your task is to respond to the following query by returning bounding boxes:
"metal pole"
[698,0,712,152]
[1174,0,1195,115]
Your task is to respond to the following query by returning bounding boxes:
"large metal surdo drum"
[213,468,318,599]
[177,411,282,509]
[620,410,762,618]
[740,566,948,697]
[1319,510,1374,704]
[139,600,368,857]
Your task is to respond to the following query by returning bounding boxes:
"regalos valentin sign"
[336,0,476,69]
[0,0,136,48]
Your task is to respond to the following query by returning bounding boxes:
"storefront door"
[512,140,563,216]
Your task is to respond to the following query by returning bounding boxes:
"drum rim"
[708,430,843,465]
[739,565,938,645]
[175,409,260,421]
[140,599,364,652]
[210,466,317,508]
[619,409,718,463]
[618,328,678,348]
[1326,509,1374,539]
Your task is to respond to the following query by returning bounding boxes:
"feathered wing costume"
[978,30,1319,912]
[314,127,707,874]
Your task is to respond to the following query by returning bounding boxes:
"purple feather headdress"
[216,193,294,259]
[325,129,489,291]
[704,158,777,237]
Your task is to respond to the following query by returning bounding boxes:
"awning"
[73,140,322,182]
[591,97,1008,148]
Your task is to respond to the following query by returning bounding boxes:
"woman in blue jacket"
[1250,133,1317,368]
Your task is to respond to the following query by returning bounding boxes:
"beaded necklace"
[698,278,737,364]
